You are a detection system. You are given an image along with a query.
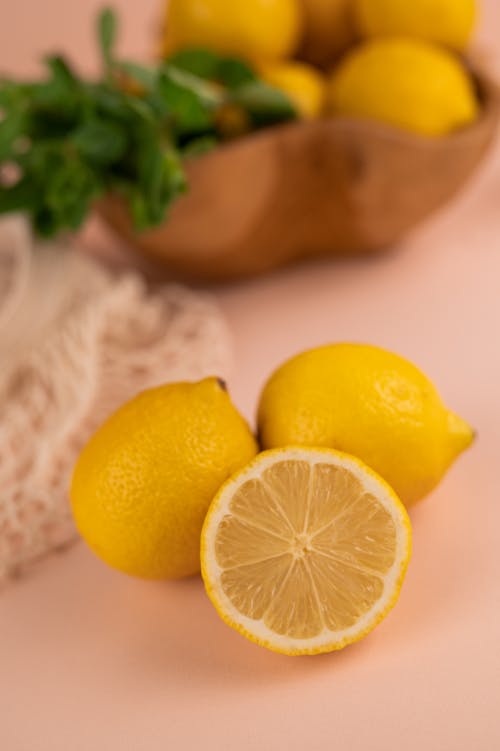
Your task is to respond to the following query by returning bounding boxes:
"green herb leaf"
[0,110,27,160]
[98,7,117,78]
[216,58,257,88]
[0,178,38,215]
[118,61,157,90]
[167,48,256,88]
[71,120,127,164]
[229,81,297,126]
[158,66,222,135]
[129,136,187,229]
[45,159,101,231]
[0,79,31,109]
[136,140,166,226]
[0,8,297,239]
[166,49,222,80]
[45,55,78,88]
[182,135,218,159]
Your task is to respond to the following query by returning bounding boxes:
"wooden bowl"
[98,69,500,281]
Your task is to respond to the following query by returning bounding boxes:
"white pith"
[202,447,411,653]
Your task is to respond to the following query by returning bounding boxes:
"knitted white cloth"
[0,216,231,583]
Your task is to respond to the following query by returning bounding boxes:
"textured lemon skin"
[201,447,412,656]
[162,0,302,62]
[259,61,327,119]
[257,344,474,506]
[355,0,477,51]
[328,38,478,137]
[70,378,257,579]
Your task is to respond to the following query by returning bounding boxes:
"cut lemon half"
[201,447,411,655]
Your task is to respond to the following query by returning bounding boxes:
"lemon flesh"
[328,38,478,137]
[258,343,475,505]
[355,0,477,51]
[70,378,257,579]
[162,0,302,62]
[202,447,411,655]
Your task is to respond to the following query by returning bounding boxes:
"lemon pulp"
[202,447,411,655]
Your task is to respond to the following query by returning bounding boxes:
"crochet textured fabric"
[0,216,231,584]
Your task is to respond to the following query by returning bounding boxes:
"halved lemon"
[201,447,411,655]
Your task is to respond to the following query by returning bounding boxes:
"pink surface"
[1,2,500,750]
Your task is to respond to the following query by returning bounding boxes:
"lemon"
[259,61,327,118]
[70,378,257,579]
[328,38,478,137]
[297,0,357,67]
[257,344,474,506]
[202,447,411,655]
[161,0,302,62]
[355,0,477,51]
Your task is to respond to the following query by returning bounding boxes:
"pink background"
[1,2,500,749]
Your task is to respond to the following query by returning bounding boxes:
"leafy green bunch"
[0,8,296,237]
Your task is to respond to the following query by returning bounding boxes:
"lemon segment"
[201,447,411,655]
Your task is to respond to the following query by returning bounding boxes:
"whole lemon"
[328,38,478,137]
[161,0,302,62]
[259,61,327,118]
[70,378,257,579]
[297,0,357,67]
[355,0,477,51]
[257,343,474,506]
